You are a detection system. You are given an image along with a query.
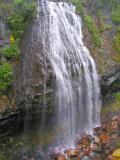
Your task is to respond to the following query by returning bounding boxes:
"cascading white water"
[38,0,101,146]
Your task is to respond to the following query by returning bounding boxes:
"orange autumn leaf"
[100,133,109,143]
[57,154,66,160]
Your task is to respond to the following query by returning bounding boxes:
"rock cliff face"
[15,0,120,111]
[101,65,120,106]
[101,66,120,96]
[0,19,10,48]
[16,19,55,113]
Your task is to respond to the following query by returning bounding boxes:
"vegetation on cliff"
[0,0,36,41]
[2,43,20,59]
[0,0,37,111]
[69,0,120,74]
[84,15,101,47]
[0,63,13,94]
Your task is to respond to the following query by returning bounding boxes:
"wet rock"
[50,114,120,160]
[101,65,120,98]
[81,156,90,160]
[65,149,79,158]
[90,142,99,152]
[0,109,24,141]
[53,153,66,160]
[109,131,118,140]
[0,39,4,47]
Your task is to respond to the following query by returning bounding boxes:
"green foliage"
[102,92,120,114]
[97,12,106,33]
[84,15,101,47]
[115,92,120,101]
[6,0,37,41]
[117,26,120,33]
[0,1,13,18]
[2,44,20,59]
[90,0,120,11]
[109,0,120,10]
[14,0,24,4]
[7,14,25,40]
[0,63,13,93]
[113,55,120,63]
[113,34,120,53]
[112,7,120,24]
[104,24,112,30]
[0,0,36,96]
[0,1,4,17]
[69,0,84,15]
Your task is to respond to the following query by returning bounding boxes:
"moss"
[113,34,120,54]
[114,92,120,101]
[96,12,106,33]
[84,15,101,48]
[101,107,110,114]
[102,92,120,115]
[112,7,120,24]
[117,26,120,33]
[115,139,120,148]
[68,0,84,15]
[104,24,112,30]
[113,55,120,63]
[0,95,9,112]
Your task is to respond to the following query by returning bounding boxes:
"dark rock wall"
[16,19,55,113]
[0,109,25,141]
[101,65,120,105]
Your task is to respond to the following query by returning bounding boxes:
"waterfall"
[37,1,101,146]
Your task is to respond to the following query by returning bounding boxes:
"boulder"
[101,65,120,98]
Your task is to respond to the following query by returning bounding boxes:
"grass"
[84,15,101,48]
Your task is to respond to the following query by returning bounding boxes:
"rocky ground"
[52,114,120,160]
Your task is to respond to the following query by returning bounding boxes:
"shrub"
[2,44,20,59]
[0,63,13,93]
[84,15,101,47]
[69,0,84,15]
[7,14,25,41]
[7,0,37,41]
